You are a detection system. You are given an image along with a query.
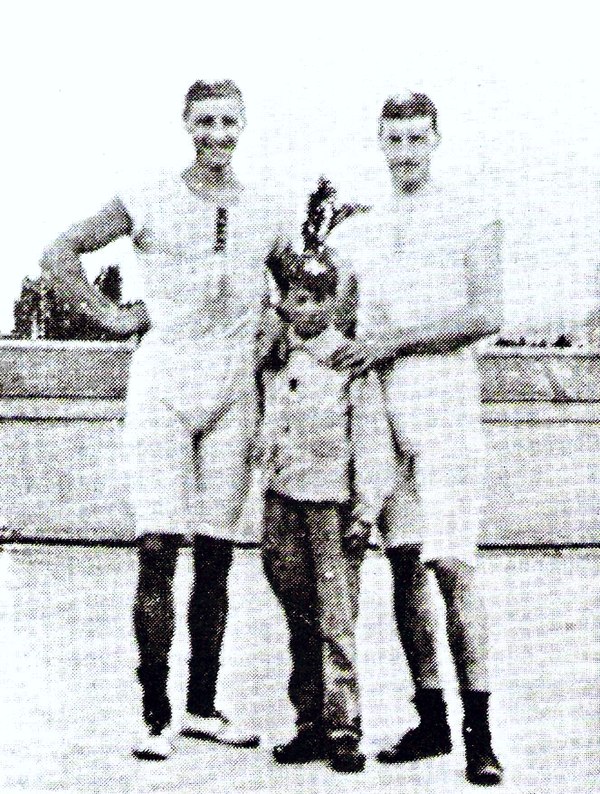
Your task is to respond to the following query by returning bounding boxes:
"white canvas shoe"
[132,725,174,760]
[181,711,260,747]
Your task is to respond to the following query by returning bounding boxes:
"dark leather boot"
[461,690,503,786]
[272,728,326,764]
[136,663,171,735]
[328,736,366,773]
[377,688,452,763]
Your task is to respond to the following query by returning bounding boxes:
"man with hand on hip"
[41,79,290,760]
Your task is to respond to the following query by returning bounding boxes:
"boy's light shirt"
[259,325,395,523]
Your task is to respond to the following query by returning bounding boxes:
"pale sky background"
[0,1,598,335]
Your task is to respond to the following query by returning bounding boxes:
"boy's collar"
[287,325,345,360]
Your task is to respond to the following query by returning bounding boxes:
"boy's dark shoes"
[272,730,326,764]
[377,688,452,763]
[464,739,503,787]
[462,691,503,786]
[327,737,366,773]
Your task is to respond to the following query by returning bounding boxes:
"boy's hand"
[343,518,372,554]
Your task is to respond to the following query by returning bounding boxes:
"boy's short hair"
[266,244,338,301]
[380,91,438,133]
[183,80,244,119]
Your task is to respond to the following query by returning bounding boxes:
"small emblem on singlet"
[214,207,228,252]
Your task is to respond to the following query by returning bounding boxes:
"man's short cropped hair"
[183,80,244,119]
[380,91,438,133]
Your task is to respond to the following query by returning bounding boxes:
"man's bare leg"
[387,545,442,689]
[378,545,452,763]
[132,534,180,757]
[429,559,489,689]
[430,558,502,785]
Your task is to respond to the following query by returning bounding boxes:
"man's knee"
[386,544,426,581]
[192,535,233,574]
[137,534,180,584]
[428,557,476,596]
[386,545,441,630]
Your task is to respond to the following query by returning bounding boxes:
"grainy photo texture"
[0,4,598,793]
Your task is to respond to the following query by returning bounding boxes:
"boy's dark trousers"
[261,490,363,743]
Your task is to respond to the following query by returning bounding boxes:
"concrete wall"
[0,398,133,541]
[1,340,599,545]
[0,341,133,541]
[482,403,600,545]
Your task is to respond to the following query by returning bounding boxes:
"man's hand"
[39,198,135,335]
[326,339,390,376]
[342,518,372,554]
[100,301,150,338]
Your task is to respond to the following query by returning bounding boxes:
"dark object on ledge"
[495,334,572,349]
[553,334,572,348]
[13,265,139,341]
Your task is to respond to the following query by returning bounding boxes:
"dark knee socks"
[136,662,171,734]
[187,536,233,716]
[134,538,179,732]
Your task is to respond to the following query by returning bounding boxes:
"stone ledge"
[0,339,135,398]
[4,398,600,424]
[0,397,125,420]
[482,401,600,423]
[0,340,599,546]
[3,337,600,403]
[476,339,600,401]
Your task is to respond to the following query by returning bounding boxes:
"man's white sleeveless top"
[119,173,288,423]
[120,173,286,341]
[331,181,498,451]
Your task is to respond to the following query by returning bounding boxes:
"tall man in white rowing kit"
[41,80,286,760]
[328,92,504,785]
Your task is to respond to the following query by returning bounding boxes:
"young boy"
[258,242,395,774]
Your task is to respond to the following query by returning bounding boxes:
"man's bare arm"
[329,220,504,372]
[386,218,504,355]
[40,197,149,337]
